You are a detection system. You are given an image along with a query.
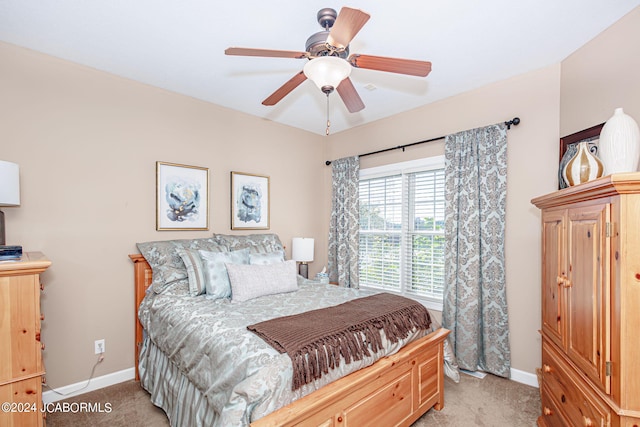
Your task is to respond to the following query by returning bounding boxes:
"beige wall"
[561,7,640,136]
[325,65,562,376]
[0,41,327,387]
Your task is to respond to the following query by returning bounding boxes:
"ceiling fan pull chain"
[326,93,331,135]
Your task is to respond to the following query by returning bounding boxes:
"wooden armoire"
[532,173,640,427]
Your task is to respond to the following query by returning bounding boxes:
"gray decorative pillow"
[199,248,250,298]
[214,233,284,254]
[226,259,298,302]
[249,250,285,265]
[136,238,227,294]
[176,247,207,296]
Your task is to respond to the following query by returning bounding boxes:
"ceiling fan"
[225,7,432,115]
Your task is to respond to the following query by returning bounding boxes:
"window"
[359,156,445,310]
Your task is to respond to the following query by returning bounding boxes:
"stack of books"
[0,245,22,260]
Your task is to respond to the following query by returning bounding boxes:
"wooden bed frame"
[130,253,449,427]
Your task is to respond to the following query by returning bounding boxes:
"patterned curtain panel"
[442,123,511,378]
[328,156,360,288]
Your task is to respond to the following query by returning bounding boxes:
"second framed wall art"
[231,171,270,230]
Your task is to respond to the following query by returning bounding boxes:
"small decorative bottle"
[562,141,604,186]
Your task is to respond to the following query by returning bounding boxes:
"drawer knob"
[583,416,593,426]
[543,407,553,416]
[543,364,552,373]
[337,416,343,423]
[40,282,45,291]
[41,342,46,351]
[41,313,45,321]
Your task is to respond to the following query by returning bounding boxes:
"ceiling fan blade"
[326,7,370,50]
[225,47,309,59]
[348,54,432,77]
[262,71,308,106]
[336,77,365,113]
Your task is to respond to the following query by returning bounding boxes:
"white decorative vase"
[598,108,640,175]
[563,141,604,186]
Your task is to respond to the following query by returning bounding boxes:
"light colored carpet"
[46,373,540,426]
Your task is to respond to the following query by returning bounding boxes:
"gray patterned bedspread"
[138,283,426,425]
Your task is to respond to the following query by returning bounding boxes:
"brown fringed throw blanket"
[247,292,432,390]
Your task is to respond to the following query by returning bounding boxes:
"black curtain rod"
[325,117,521,166]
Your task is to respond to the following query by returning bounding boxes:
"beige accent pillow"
[226,260,298,302]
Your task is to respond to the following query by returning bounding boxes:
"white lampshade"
[0,161,20,206]
[292,237,314,262]
[303,57,352,91]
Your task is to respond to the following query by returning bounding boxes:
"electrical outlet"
[95,339,105,355]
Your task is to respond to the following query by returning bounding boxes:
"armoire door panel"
[566,203,609,394]
[541,210,566,350]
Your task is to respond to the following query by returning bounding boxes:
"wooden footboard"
[130,253,448,426]
[252,327,449,427]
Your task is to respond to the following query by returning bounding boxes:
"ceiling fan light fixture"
[303,56,351,93]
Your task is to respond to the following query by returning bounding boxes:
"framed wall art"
[156,162,209,230]
[231,171,270,230]
[558,123,605,189]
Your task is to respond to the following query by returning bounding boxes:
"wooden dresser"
[532,173,640,427]
[0,252,51,427]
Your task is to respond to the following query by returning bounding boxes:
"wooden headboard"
[129,254,152,381]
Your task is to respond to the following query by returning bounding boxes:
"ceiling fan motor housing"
[305,31,349,58]
[305,8,348,58]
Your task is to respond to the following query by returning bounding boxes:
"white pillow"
[199,248,250,298]
[226,260,298,302]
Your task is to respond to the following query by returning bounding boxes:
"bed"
[131,234,451,426]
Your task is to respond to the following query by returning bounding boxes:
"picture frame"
[231,171,270,230]
[558,123,605,189]
[156,162,209,230]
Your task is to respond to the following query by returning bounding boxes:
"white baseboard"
[459,367,538,388]
[41,365,538,403]
[42,368,135,403]
[510,367,539,388]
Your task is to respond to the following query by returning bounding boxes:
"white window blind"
[359,157,445,308]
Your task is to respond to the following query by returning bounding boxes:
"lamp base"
[298,262,309,279]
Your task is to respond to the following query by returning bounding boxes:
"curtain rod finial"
[505,117,521,130]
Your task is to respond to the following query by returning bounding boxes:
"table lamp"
[292,237,314,279]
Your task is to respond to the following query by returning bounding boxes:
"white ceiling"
[1,1,639,135]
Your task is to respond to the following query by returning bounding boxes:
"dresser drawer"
[0,376,44,427]
[0,274,43,383]
[542,343,610,427]
[540,384,571,427]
